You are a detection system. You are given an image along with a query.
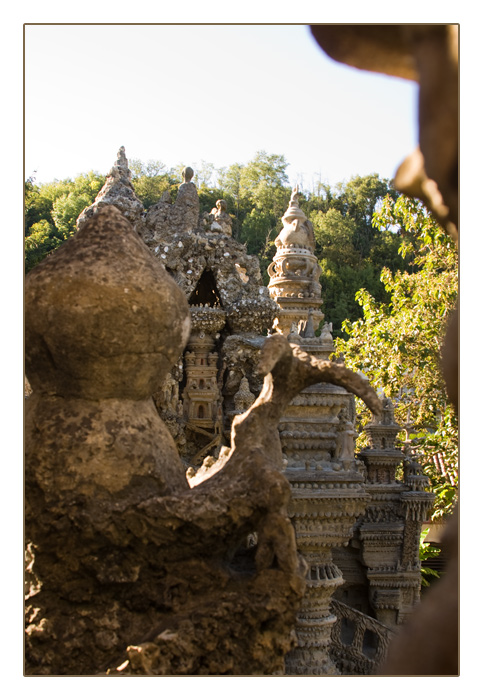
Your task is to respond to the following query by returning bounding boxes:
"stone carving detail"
[268,186,323,336]
[34,148,441,676]
[25,204,382,676]
[353,408,435,628]
[274,185,316,251]
[330,599,395,675]
[265,190,435,672]
[335,406,357,464]
[206,199,232,236]
[233,375,256,414]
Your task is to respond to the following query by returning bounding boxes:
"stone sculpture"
[268,187,323,335]
[65,149,440,675]
[265,184,436,674]
[354,401,434,627]
[25,204,381,675]
[209,199,233,236]
[233,375,256,414]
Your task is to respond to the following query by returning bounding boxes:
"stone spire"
[267,186,323,336]
[76,146,144,232]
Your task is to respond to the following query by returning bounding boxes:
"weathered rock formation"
[77,146,145,233]
[25,205,381,676]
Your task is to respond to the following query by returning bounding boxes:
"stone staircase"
[329,600,395,675]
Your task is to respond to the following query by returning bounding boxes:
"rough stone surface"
[25,205,383,675]
[268,186,323,335]
[77,146,145,233]
[137,164,280,461]
[25,207,313,676]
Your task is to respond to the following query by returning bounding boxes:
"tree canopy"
[334,194,458,519]
[25,171,105,273]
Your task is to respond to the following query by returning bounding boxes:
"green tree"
[236,152,291,253]
[335,194,458,518]
[129,158,174,209]
[304,175,405,334]
[25,172,105,273]
[216,163,244,238]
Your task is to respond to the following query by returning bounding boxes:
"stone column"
[266,191,374,673]
[358,397,434,626]
[284,467,370,675]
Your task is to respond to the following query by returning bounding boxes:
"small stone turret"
[355,399,435,627]
[268,186,323,335]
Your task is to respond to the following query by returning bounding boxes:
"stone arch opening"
[189,269,222,307]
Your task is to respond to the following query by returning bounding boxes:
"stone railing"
[329,600,395,675]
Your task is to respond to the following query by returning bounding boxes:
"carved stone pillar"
[284,467,370,675]
[358,397,435,627]
[182,307,226,429]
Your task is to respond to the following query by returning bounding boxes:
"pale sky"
[25,24,419,189]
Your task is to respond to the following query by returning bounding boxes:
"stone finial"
[115,145,129,169]
[109,145,132,183]
[320,322,333,342]
[273,186,315,253]
[281,185,307,229]
[182,166,194,183]
[381,395,396,425]
[209,199,232,236]
[303,311,316,338]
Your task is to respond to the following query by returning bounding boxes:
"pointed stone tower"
[267,185,323,335]
[267,189,371,675]
[76,146,145,232]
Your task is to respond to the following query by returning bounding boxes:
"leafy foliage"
[24,172,105,273]
[25,160,409,335]
[335,194,458,519]
[419,527,441,587]
[129,158,176,209]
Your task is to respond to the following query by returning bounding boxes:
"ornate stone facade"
[266,192,435,674]
[267,196,371,674]
[63,149,435,675]
[354,398,434,627]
